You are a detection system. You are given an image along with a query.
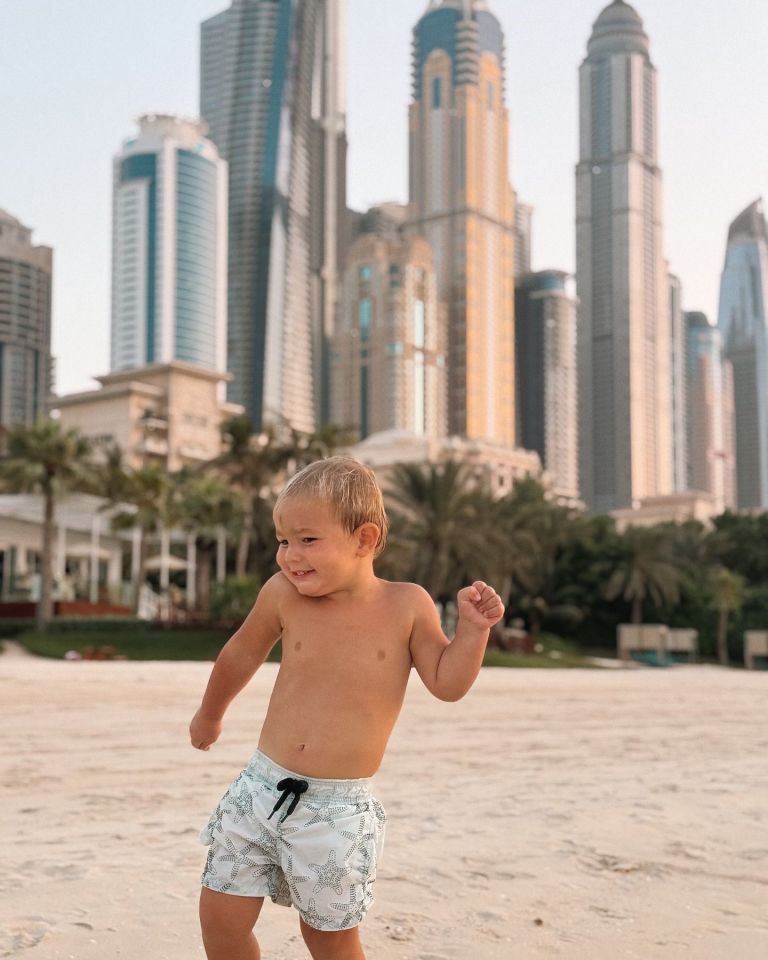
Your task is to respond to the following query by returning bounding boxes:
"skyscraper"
[513,197,533,280]
[408,0,516,445]
[110,114,228,374]
[685,311,735,512]
[332,225,446,440]
[515,271,579,501]
[718,199,768,509]
[0,209,52,427]
[200,0,346,433]
[576,0,672,512]
[669,273,687,492]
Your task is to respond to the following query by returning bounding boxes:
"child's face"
[273,495,365,597]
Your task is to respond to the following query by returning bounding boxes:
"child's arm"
[189,573,284,750]
[409,581,504,701]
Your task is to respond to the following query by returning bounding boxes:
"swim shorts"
[200,750,386,931]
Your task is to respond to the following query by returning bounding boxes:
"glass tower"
[717,199,768,509]
[408,0,516,445]
[200,0,346,433]
[515,271,579,501]
[0,210,52,427]
[110,114,228,374]
[685,311,736,512]
[576,1,672,511]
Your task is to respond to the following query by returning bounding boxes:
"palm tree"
[603,525,684,624]
[0,420,95,629]
[384,460,501,599]
[710,565,745,667]
[213,416,293,576]
[498,485,581,641]
[109,463,171,612]
[173,470,242,616]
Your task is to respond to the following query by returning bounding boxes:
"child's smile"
[273,496,365,597]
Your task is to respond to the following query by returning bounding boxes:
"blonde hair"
[274,457,389,557]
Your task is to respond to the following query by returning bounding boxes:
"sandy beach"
[1,650,766,960]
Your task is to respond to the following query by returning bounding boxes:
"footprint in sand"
[0,918,51,957]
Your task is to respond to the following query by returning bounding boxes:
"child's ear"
[355,522,380,556]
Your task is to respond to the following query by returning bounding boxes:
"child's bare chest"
[280,598,412,673]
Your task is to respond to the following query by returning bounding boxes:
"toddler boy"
[190,456,504,960]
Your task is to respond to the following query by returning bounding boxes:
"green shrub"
[0,619,34,639]
[210,576,261,625]
[16,627,284,663]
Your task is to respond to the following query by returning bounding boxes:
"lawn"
[7,626,601,668]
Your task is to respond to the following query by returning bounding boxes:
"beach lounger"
[617,624,669,666]
[744,631,768,670]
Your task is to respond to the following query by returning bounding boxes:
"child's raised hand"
[456,581,505,630]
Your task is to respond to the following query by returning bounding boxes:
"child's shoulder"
[377,578,433,609]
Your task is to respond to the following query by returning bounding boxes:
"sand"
[1,651,767,960]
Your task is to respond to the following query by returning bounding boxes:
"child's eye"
[302,537,317,544]
[277,539,288,547]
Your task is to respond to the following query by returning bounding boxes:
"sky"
[1,0,766,396]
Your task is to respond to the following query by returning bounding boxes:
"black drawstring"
[267,777,309,823]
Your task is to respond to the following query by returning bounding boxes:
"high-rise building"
[576,0,672,512]
[408,0,516,446]
[718,199,768,509]
[0,209,53,427]
[200,0,346,433]
[685,311,736,512]
[669,272,687,491]
[514,197,533,280]
[332,226,446,440]
[515,271,579,501]
[110,114,227,375]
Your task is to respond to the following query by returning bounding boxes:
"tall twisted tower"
[408,0,516,445]
[576,1,672,511]
[718,199,768,508]
[200,0,345,432]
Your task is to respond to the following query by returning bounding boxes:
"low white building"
[0,494,128,604]
[352,429,542,499]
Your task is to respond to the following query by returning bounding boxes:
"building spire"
[427,0,488,14]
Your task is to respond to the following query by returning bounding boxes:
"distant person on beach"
[190,456,504,960]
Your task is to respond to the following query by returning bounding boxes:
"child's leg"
[199,888,264,960]
[299,917,366,960]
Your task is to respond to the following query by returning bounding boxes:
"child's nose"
[284,542,302,563]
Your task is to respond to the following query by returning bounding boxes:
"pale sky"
[1,0,766,396]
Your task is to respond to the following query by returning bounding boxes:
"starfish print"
[303,802,351,829]
[231,778,259,823]
[340,815,375,866]
[284,851,311,906]
[302,897,337,930]
[308,850,351,897]
[206,800,233,835]
[250,825,279,859]
[248,860,276,889]
[215,836,265,881]
[278,821,301,841]
[202,845,219,879]
[371,798,387,829]
[330,887,365,929]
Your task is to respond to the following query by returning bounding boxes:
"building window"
[359,265,371,281]
[359,298,371,343]
[414,299,425,349]
[432,77,442,109]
